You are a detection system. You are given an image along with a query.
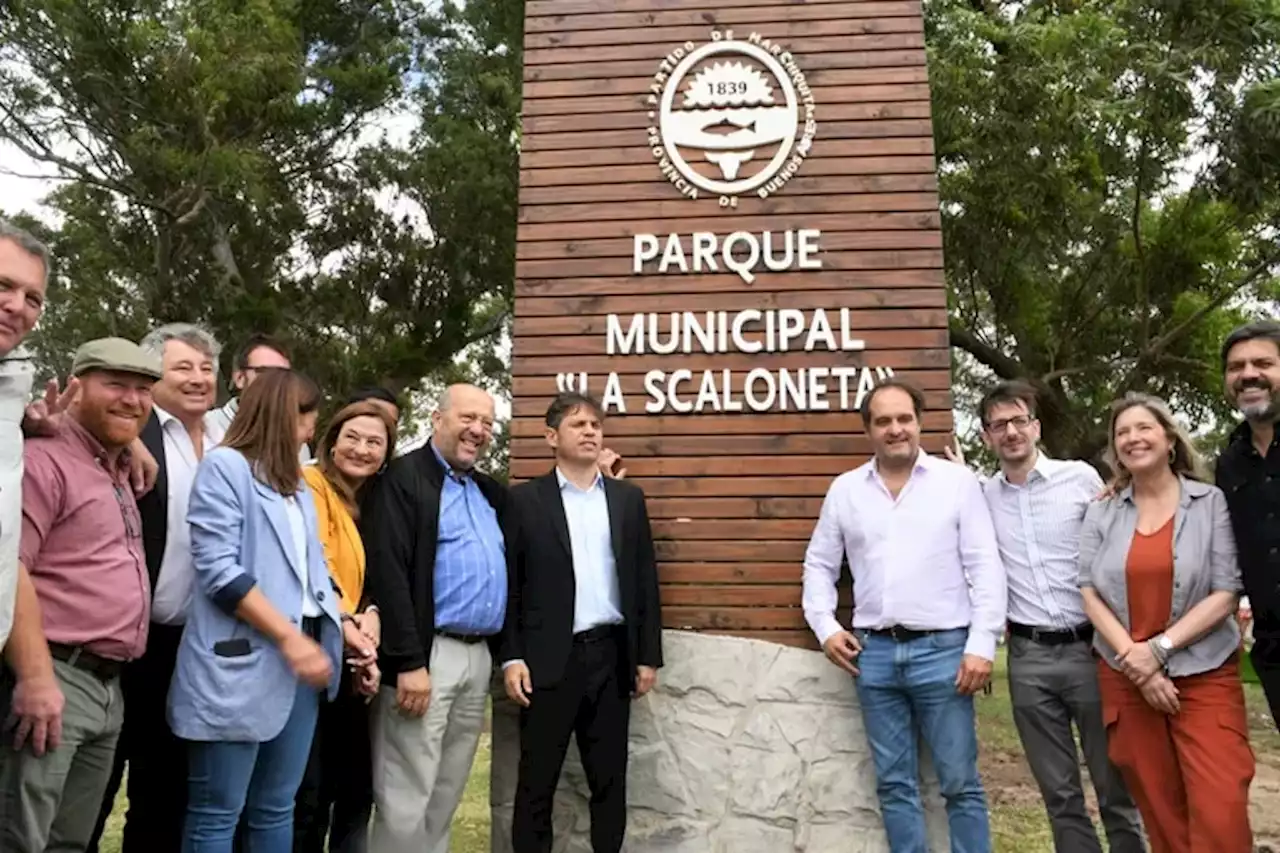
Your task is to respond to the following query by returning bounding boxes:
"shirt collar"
[996,449,1054,488]
[556,467,604,492]
[430,438,471,481]
[864,448,931,481]
[154,404,179,427]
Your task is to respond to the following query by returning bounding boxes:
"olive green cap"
[71,337,162,381]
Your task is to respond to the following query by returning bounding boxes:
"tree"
[0,0,520,405]
[928,0,1280,464]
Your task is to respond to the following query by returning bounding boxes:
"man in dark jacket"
[1216,320,1280,731]
[363,383,508,853]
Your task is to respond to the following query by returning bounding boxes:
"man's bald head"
[431,383,496,470]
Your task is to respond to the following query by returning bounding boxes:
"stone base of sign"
[489,630,951,853]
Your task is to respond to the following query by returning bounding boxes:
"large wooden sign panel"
[511,0,952,648]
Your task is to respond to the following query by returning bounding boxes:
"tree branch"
[948,320,1024,379]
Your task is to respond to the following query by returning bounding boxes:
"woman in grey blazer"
[1078,392,1254,853]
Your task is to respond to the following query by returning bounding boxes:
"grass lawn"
[96,650,1279,853]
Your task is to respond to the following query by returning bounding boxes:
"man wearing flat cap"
[0,338,160,853]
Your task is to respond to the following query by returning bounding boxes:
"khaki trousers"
[369,636,490,853]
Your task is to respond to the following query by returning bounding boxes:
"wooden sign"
[511,0,952,648]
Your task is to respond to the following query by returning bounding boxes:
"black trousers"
[1253,634,1280,733]
[292,670,374,853]
[87,622,187,853]
[512,632,631,853]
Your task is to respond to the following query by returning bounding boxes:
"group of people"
[0,218,665,853]
[3,206,1280,853]
[804,323,1280,853]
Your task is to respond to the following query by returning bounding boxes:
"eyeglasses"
[985,415,1034,434]
[112,484,142,539]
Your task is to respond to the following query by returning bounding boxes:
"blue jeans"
[182,681,320,853]
[855,628,991,853]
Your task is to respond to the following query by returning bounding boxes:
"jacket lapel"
[253,479,302,577]
[604,478,625,570]
[539,471,573,559]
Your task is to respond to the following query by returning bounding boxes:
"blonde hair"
[1103,392,1208,491]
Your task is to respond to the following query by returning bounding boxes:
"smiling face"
[0,237,46,357]
[430,384,495,471]
[1112,404,1173,478]
[546,403,603,466]
[75,370,155,450]
[866,386,920,467]
[331,414,390,482]
[981,399,1040,466]
[1224,337,1280,422]
[153,338,216,423]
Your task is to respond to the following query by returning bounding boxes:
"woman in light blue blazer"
[169,369,346,853]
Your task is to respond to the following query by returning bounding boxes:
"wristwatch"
[1156,634,1175,655]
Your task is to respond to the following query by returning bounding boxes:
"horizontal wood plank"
[645,498,825,519]
[663,604,805,629]
[658,562,804,583]
[512,307,947,336]
[510,346,951,376]
[525,50,926,83]
[652,519,817,540]
[517,230,940,262]
[524,33,924,66]
[511,326,948,356]
[522,101,932,140]
[526,1,921,32]
[517,209,937,242]
[528,0,861,15]
[511,368,949,399]
[521,119,935,155]
[515,271,945,298]
[519,156,938,188]
[518,191,939,225]
[516,249,943,279]
[523,84,932,118]
[513,453,943,478]
[520,138,934,172]
[509,411,955,437]
[523,65,930,101]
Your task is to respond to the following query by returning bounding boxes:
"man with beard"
[973,381,1144,852]
[803,379,1005,853]
[0,338,160,852]
[363,383,509,853]
[0,220,46,655]
[1215,320,1280,729]
[87,323,222,853]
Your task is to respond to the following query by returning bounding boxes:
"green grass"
[95,650,1278,853]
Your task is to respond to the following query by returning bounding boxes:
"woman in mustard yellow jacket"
[293,400,398,853]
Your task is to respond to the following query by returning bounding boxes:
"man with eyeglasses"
[965,381,1144,853]
[0,338,160,852]
[204,334,313,462]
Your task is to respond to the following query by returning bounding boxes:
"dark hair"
[345,386,398,409]
[1221,320,1280,370]
[234,334,291,372]
[315,401,399,519]
[859,378,924,426]
[977,380,1038,426]
[222,369,316,495]
[545,392,605,429]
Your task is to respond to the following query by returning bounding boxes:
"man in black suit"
[501,392,663,853]
[87,322,221,853]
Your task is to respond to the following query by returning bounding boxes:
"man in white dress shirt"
[972,381,1143,853]
[802,379,1006,853]
[0,220,45,656]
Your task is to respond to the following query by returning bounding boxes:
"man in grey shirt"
[972,381,1144,853]
[0,220,46,653]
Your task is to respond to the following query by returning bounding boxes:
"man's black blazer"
[361,444,508,680]
[137,410,169,595]
[500,470,663,690]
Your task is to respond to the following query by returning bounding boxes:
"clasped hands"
[821,631,993,695]
[342,611,381,699]
[1116,639,1180,715]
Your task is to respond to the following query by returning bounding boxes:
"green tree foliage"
[929,0,1280,463]
[0,0,521,409]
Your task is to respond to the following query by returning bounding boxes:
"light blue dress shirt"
[430,442,506,635]
[556,469,624,633]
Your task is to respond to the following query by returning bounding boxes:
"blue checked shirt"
[431,442,507,635]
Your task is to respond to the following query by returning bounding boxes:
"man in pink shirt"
[0,337,160,853]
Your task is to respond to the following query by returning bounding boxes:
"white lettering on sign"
[633,229,821,283]
[605,310,866,355]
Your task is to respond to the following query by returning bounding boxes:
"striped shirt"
[430,442,506,635]
[982,453,1103,630]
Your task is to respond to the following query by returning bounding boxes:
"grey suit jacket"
[1077,476,1242,677]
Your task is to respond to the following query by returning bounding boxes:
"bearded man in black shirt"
[1216,320,1280,730]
